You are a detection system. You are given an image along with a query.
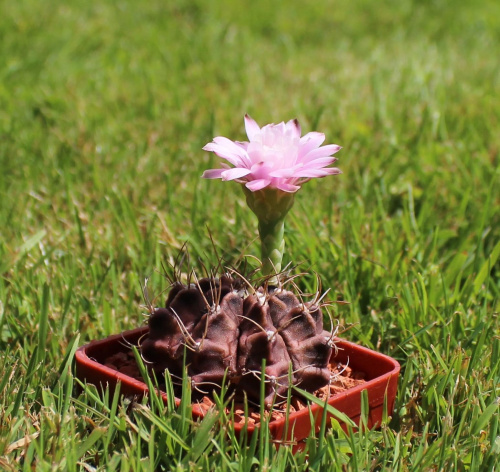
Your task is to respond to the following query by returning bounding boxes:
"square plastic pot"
[75,327,400,449]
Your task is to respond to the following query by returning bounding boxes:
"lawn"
[0,0,499,470]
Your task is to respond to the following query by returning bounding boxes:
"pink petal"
[221,167,252,181]
[299,132,325,152]
[276,122,286,135]
[300,144,342,163]
[212,136,252,157]
[286,119,301,137]
[268,167,300,178]
[203,144,246,168]
[275,181,301,192]
[244,114,261,141]
[203,136,250,167]
[202,168,226,179]
[245,179,271,191]
[235,141,249,151]
[294,167,342,178]
[250,161,274,180]
[298,157,338,169]
[300,131,323,142]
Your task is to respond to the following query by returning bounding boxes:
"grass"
[0,0,499,469]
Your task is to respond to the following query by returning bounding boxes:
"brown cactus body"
[141,276,334,406]
[237,293,292,406]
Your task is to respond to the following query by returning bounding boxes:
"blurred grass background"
[0,0,499,470]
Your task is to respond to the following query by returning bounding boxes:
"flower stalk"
[243,187,295,282]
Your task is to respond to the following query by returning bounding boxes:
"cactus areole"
[142,116,343,406]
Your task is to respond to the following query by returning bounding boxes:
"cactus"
[143,116,343,408]
[141,274,335,407]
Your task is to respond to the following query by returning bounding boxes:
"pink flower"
[202,115,342,193]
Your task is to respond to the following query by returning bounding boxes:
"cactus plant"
[141,274,336,407]
[141,115,342,408]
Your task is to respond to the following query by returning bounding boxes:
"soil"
[105,350,366,425]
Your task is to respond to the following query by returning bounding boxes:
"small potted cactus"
[76,115,400,447]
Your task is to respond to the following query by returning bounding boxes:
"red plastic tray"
[75,327,399,447]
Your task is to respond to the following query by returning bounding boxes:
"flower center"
[249,127,299,168]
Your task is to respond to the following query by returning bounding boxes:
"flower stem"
[258,217,286,282]
[242,187,295,285]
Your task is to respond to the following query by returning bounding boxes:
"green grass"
[1,0,499,469]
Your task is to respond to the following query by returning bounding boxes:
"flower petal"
[293,167,342,178]
[245,179,271,191]
[286,118,301,138]
[202,168,226,179]
[275,181,301,192]
[221,167,252,181]
[276,122,286,135]
[300,144,342,164]
[298,156,338,169]
[250,161,275,180]
[244,114,261,141]
[235,141,249,151]
[202,146,244,167]
[299,132,325,155]
[203,137,251,167]
[300,131,325,142]
[268,167,300,178]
